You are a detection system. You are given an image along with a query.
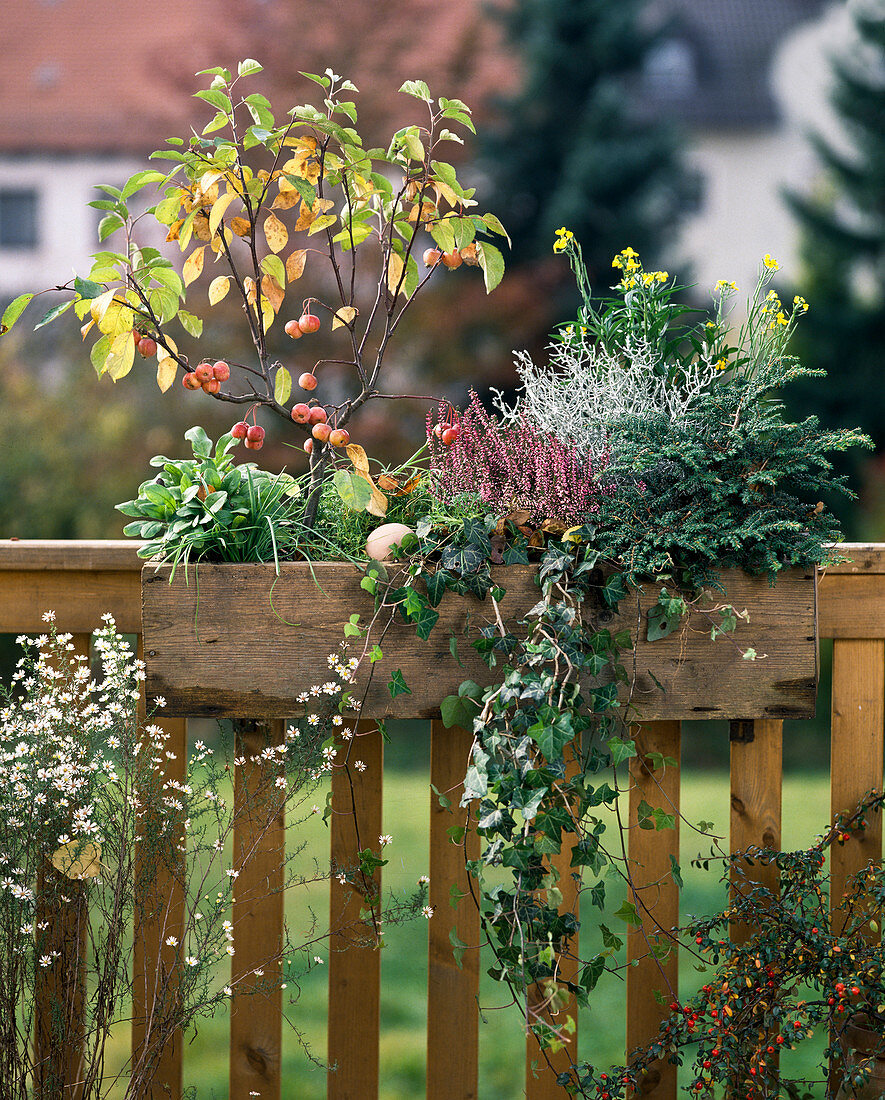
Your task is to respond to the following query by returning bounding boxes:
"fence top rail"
[1,539,884,574]
[0,540,145,571]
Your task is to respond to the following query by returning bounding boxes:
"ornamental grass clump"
[426,391,608,526]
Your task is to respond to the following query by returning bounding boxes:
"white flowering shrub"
[0,616,427,1096]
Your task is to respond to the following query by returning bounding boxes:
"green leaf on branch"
[476,241,504,293]
[614,900,641,928]
[647,588,687,641]
[440,682,481,730]
[400,79,432,102]
[333,469,372,512]
[33,299,75,330]
[274,366,292,405]
[177,310,203,337]
[238,58,264,77]
[2,292,34,335]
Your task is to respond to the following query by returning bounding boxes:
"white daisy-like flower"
[223,986,232,996]
[39,954,53,967]
[379,835,392,847]
[165,936,179,947]
[354,760,367,772]
[42,611,56,623]
[418,875,430,886]
[313,955,324,965]
[226,869,240,879]
[185,956,198,967]
[422,906,434,919]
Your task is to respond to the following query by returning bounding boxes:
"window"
[0,189,39,248]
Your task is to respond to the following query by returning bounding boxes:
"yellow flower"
[766,289,779,301]
[623,276,637,289]
[624,258,640,272]
[655,271,669,283]
[555,226,573,238]
[621,246,638,258]
[553,239,567,253]
[714,279,738,293]
[715,357,728,371]
[793,295,809,314]
[776,311,788,326]
[612,255,623,269]
[763,253,780,271]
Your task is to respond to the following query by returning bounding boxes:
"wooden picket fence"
[0,540,883,1099]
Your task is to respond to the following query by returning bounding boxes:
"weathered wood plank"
[229,720,286,1100]
[131,708,186,1100]
[0,571,141,633]
[729,719,783,917]
[328,719,383,1100]
[0,539,143,571]
[626,722,681,1100]
[830,640,884,933]
[34,633,91,1100]
[525,743,581,1100]
[143,564,817,721]
[427,720,479,1100]
[818,574,885,638]
[729,720,783,1094]
[822,545,885,574]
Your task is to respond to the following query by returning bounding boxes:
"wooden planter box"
[141,562,818,721]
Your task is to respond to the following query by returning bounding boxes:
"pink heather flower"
[427,392,607,524]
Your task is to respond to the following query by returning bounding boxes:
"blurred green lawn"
[121,762,831,1099]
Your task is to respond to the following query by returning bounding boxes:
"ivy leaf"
[669,854,683,888]
[387,669,411,699]
[581,955,606,991]
[614,900,641,928]
[607,737,637,767]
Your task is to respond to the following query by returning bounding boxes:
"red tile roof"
[2,0,517,154]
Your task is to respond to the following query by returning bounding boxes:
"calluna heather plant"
[427,391,607,525]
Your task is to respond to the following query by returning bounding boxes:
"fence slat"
[729,720,783,918]
[427,720,479,1100]
[230,719,286,1100]
[830,640,884,931]
[328,718,383,1100]
[525,744,581,1099]
[626,721,681,1100]
[34,633,91,1100]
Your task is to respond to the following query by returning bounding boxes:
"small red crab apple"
[441,425,460,445]
[303,438,314,455]
[182,372,201,390]
[423,248,442,267]
[307,406,328,425]
[244,425,265,450]
[299,372,317,391]
[432,422,450,440]
[298,312,320,335]
[290,403,311,424]
[136,335,157,358]
[212,360,230,382]
[329,428,350,448]
[231,421,249,440]
[284,319,303,339]
[312,422,332,443]
[441,250,462,269]
[201,378,220,395]
[194,362,213,384]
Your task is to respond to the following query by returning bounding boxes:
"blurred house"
[0,0,513,297]
[0,0,852,298]
[641,0,849,295]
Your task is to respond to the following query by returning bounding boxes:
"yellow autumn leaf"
[90,288,116,325]
[209,191,236,238]
[286,249,307,281]
[52,840,102,879]
[183,246,206,287]
[156,356,178,392]
[243,276,257,305]
[263,213,288,254]
[192,213,212,242]
[260,273,285,314]
[332,305,358,331]
[387,253,405,296]
[345,444,388,517]
[106,329,136,381]
[80,319,95,340]
[208,276,231,305]
[98,300,135,338]
[197,169,225,196]
[271,189,301,211]
[230,217,251,238]
[259,296,276,332]
[165,218,184,242]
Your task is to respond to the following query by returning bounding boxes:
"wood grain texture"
[131,708,186,1100]
[818,574,885,639]
[822,545,885,574]
[229,720,286,1100]
[34,633,91,1100]
[729,719,783,931]
[626,722,681,1100]
[427,720,480,1100]
[830,640,884,935]
[143,564,817,720]
[525,745,582,1100]
[0,570,141,633]
[328,720,383,1100]
[0,539,142,571]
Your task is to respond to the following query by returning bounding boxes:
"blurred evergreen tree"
[785,0,885,535]
[481,0,696,281]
